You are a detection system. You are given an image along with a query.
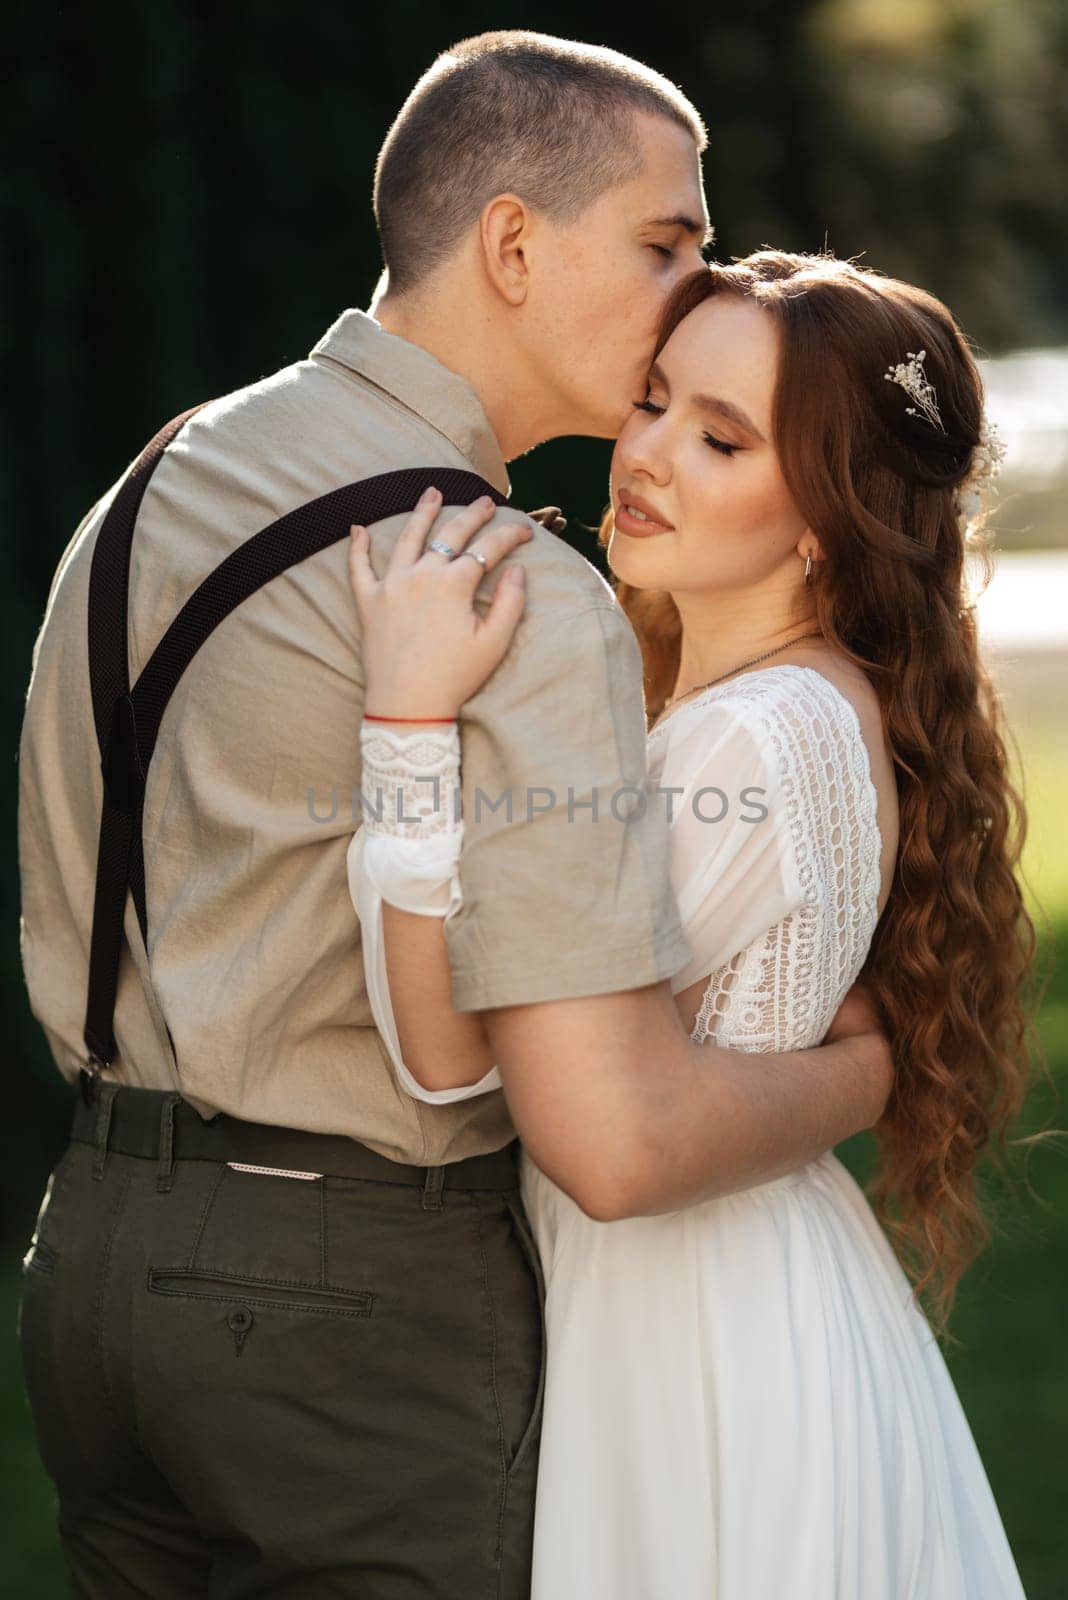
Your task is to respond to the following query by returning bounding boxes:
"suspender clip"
[80,1054,106,1106]
[101,693,146,813]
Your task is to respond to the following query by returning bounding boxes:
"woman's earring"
[803,553,813,586]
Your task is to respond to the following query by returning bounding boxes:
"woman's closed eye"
[630,399,741,458]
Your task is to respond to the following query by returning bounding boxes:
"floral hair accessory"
[884,348,945,433]
[884,346,1007,523]
[955,417,1008,524]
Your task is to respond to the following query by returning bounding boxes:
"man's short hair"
[373,31,708,298]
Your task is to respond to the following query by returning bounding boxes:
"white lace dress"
[347,664,1026,1599]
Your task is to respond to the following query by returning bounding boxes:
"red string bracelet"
[363,713,458,724]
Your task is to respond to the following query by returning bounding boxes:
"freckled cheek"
[570,293,642,372]
[695,472,800,545]
[663,475,800,584]
[543,254,605,344]
[593,268,664,344]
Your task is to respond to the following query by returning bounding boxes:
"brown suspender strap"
[82,407,512,1095]
[84,403,211,1088]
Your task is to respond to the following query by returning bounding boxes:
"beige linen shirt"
[17,308,692,1165]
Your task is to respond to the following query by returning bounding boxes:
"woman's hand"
[347,487,533,720]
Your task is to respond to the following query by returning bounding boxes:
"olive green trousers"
[18,1081,545,1598]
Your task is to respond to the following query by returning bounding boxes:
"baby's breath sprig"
[884,348,945,433]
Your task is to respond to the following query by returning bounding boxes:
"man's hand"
[823,979,882,1045]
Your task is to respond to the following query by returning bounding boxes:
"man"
[17,30,891,1598]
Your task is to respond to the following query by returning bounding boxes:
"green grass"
[1012,709,1068,932]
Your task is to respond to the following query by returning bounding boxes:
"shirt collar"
[310,307,511,497]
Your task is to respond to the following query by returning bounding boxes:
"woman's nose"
[619,429,670,485]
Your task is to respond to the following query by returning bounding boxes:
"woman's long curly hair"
[599,251,1045,1334]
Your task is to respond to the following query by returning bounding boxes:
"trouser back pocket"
[147,1266,374,1318]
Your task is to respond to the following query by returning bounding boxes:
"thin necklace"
[651,630,825,735]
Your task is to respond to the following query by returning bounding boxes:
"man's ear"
[479,194,531,306]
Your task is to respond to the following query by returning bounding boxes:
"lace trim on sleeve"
[691,948,746,1044]
[359,723,463,841]
[688,669,882,1051]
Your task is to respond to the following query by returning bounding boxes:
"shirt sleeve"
[655,696,806,995]
[346,824,504,1104]
[442,602,693,1012]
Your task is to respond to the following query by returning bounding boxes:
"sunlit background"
[5,3,1066,1593]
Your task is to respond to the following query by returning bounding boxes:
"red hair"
[599,252,1048,1333]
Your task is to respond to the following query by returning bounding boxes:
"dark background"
[4,3,1066,1593]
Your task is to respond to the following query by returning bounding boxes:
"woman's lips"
[614,502,674,538]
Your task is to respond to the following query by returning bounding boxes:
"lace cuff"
[359,722,463,841]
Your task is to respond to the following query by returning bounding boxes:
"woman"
[346,252,1033,1596]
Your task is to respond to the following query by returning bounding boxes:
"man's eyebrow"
[645,214,715,250]
[647,361,766,442]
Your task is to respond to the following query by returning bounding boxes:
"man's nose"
[677,244,708,279]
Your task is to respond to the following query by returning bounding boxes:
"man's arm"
[375,886,889,1215]
[483,980,891,1221]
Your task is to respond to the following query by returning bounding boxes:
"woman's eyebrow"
[647,362,766,441]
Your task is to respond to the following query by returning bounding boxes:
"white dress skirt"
[349,664,1027,1598]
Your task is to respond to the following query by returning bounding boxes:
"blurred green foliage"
[4,3,1066,1593]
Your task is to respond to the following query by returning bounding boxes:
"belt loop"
[156,1093,182,1193]
[421,1164,445,1211]
[90,1081,120,1182]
